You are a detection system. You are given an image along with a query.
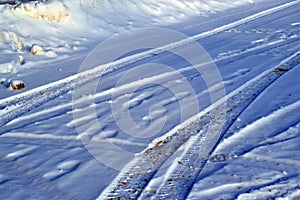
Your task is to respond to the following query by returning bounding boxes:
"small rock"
[155,140,166,147]
[209,154,227,162]
[16,41,24,51]
[0,78,10,88]
[19,55,25,65]
[0,78,6,84]
[45,50,57,57]
[31,44,43,55]
[10,79,25,90]
[150,52,157,56]
[273,67,289,73]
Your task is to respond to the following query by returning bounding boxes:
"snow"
[1,0,300,199]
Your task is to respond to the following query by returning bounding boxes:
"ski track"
[1,0,299,127]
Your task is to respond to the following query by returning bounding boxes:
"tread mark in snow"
[1,0,299,127]
[150,52,300,199]
[100,52,300,199]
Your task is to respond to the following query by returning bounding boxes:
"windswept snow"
[1,0,300,199]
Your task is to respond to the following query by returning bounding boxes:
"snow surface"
[0,0,300,199]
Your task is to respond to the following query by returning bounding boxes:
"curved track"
[100,51,300,199]
[0,1,299,199]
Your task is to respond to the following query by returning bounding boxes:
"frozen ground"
[0,0,300,199]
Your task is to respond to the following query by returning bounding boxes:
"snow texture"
[0,0,300,199]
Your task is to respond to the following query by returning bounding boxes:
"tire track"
[0,2,298,199]
[1,31,297,133]
[145,52,300,199]
[99,51,300,199]
[1,0,299,127]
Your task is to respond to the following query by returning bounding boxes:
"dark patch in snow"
[0,0,46,5]
[273,67,289,73]
[209,154,228,162]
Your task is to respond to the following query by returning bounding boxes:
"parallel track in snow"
[99,51,300,199]
[1,0,299,127]
[0,1,299,199]
[148,52,300,199]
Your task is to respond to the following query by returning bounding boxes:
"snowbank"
[19,2,69,22]
[0,0,256,74]
[0,0,257,44]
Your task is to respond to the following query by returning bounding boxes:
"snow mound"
[17,2,69,22]
[0,31,24,50]
[0,0,257,79]
[0,0,256,44]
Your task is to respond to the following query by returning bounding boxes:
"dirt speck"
[273,67,289,73]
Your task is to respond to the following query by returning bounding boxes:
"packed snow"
[0,0,299,199]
